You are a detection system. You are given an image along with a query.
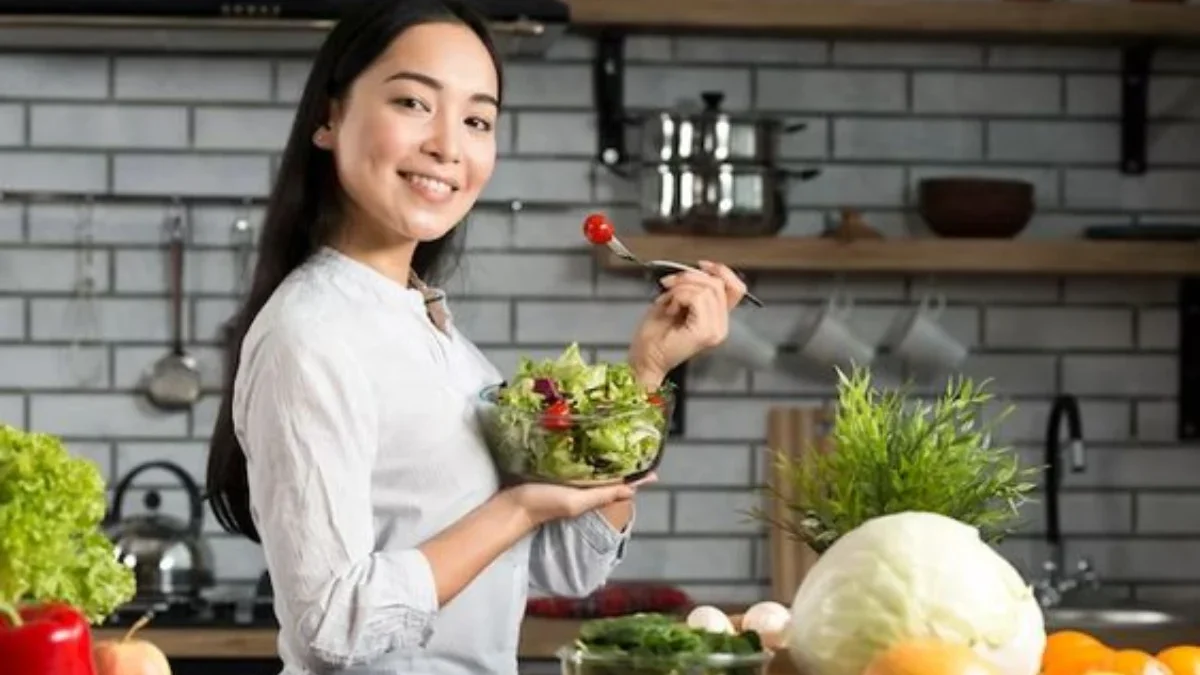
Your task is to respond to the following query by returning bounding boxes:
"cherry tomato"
[541,399,573,431]
[582,212,614,245]
[648,393,666,411]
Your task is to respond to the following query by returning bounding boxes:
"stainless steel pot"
[631,91,807,165]
[640,163,819,236]
[104,460,215,603]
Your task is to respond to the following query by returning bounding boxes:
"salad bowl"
[557,612,773,675]
[475,344,674,488]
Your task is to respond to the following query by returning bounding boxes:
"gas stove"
[101,594,279,629]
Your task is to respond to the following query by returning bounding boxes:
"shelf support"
[593,31,627,168]
[1120,43,1155,175]
[1180,278,1199,440]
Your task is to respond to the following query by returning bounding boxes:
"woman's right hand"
[506,474,656,527]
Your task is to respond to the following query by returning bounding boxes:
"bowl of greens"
[558,613,772,675]
[476,343,674,487]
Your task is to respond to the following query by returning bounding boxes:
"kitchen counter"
[92,616,804,674]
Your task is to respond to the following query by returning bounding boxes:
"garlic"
[685,605,736,634]
[740,601,791,637]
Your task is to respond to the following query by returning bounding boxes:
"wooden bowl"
[917,177,1034,238]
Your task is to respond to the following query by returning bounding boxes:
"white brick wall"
[0,35,1195,604]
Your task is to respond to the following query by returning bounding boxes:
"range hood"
[0,0,571,55]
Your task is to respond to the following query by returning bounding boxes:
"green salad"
[479,343,671,483]
[564,613,768,675]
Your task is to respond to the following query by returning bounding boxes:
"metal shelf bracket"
[1120,43,1156,175]
[593,31,627,168]
[1180,277,1199,440]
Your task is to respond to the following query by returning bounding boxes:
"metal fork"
[607,234,765,308]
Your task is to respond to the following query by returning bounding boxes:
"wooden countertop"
[93,615,801,673]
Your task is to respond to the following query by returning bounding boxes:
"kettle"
[104,460,215,602]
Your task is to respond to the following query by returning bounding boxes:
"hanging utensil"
[145,209,201,410]
[231,204,255,297]
[65,197,104,386]
[584,212,765,307]
[220,206,256,347]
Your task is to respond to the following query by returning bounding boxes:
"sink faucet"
[1034,395,1099,607]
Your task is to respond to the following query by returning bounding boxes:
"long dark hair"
[206,0,505,543]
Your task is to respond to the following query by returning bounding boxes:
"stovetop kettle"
[103,460,215,603]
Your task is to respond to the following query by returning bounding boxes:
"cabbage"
[785,511,1045,675]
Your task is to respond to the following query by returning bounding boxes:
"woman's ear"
[312,100,343,150]
[312,123,334,149]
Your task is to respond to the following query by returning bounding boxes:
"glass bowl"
[475,383,674,488]
[556,645,774,675]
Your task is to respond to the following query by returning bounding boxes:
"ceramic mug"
[796,293,875,368]
[711,316,777,371]
[884,292,967,372]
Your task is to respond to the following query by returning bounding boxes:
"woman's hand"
[627,260,748,387]
[507,474,657,527]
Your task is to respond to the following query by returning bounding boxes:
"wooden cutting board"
[764,405,834,605]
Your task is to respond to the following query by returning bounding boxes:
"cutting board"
[764,405,834,605]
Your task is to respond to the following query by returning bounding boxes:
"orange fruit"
[1111,650,1174,675]
[1044,643,1116,675]
[863,638,1000,675]
[1043,632,1112,675]
[1157,647,1200,675]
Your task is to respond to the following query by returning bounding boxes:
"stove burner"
[103,596,278,629]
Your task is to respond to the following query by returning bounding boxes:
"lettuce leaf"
[0,424,136,624]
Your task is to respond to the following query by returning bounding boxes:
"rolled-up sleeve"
[235,326,438,671]
[527,509,634,598]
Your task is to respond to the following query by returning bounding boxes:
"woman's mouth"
[398,171,458,203]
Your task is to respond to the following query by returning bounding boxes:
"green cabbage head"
[786,511,1046,675]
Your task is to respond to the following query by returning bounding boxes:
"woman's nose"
[422,114,462,164]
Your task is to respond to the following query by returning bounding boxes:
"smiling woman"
[201,1,746,674]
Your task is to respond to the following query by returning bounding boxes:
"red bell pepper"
[0,601,97,675]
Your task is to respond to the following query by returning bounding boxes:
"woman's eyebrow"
[385,70,500,108]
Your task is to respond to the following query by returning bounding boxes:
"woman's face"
[318,21,499,245]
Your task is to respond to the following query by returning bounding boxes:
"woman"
[204,1,746,673]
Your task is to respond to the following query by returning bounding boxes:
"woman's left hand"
[627,260,748,388]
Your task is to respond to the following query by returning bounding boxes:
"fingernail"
[698,260,714,268]
[660,274,679,286]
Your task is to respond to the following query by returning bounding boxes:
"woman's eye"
[466,116,493,132]
[392,97,429,112]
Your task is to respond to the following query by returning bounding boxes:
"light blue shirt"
[232,247,632,675]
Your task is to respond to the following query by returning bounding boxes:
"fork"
[607,234,765,308]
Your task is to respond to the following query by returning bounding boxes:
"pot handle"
[107,460,205,536]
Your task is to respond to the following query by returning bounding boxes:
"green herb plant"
[0,424,136,625]
[752,367,1040,554]
[569,613,766,675]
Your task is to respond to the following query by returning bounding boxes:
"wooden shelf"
[565,0,1200,42]
[596,235,1200,276]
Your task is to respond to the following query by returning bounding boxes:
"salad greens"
[479,343,671,483]
[0,424,136,625]
[566,613,767,675]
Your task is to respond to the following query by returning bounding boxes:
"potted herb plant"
[752,367,1041,554]
[0,424,137,675]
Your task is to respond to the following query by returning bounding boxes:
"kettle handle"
[108,460,205,536]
